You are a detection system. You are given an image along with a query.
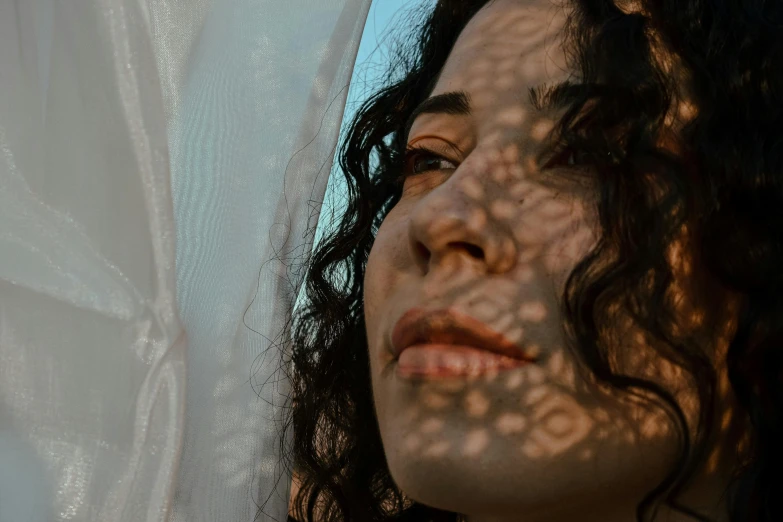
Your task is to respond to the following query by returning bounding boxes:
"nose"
[407,183,519,275]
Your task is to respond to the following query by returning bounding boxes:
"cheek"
[363,215,404,321]
[363,249,383,323]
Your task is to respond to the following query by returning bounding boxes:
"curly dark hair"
[278,0,783,521]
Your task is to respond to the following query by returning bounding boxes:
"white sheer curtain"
[0,0,370,520]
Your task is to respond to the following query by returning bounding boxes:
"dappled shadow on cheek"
[372,199,742,516]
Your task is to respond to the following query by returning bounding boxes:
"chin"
[380,423,678,520]
[386,455,517,517]
[383,442,570,517]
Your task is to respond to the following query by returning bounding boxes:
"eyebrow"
[402,81,586,140]
[403,90,472,140]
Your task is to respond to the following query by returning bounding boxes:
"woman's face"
[363,1,739,520]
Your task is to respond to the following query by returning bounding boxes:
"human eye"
[394,144,459,185]
[539,141,593,170]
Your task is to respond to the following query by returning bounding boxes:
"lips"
[391,307,536,362]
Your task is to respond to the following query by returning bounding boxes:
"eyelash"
[540,141,591,170]
[394,144,458,185]
[393,140,593,187]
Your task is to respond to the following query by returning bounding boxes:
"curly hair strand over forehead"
[274,1,783,521]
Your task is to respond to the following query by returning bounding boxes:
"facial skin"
[363,1,745,521]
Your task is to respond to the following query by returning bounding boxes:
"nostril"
[415,241,430,263]
[449,242,485,260]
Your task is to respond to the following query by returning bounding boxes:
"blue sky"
[291,1,423,309]
[348,0,426,117]
[345,0,437,118]
[294,1,428,310]
[355,1,410,74]
[310,1,428,251]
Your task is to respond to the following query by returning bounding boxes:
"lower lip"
[396,344,532,379]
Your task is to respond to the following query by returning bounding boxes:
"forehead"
[429,0,572,117]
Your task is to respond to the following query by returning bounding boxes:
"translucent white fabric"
[0,0,369,520]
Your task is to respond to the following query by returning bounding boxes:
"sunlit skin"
[362,1,746,521]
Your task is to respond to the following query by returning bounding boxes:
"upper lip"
[391,307,536,362]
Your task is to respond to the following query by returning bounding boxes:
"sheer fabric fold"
[0,0,369,520]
